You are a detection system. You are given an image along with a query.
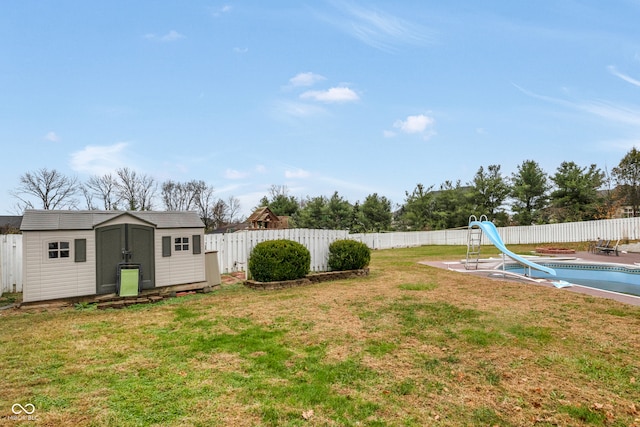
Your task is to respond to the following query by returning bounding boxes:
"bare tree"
[81,186,96,210]
[116,167,139,210]
[116,167,156,211]
[162,180,198,211]
[137,173,157,211]
[209,196,243,230]
[226,196,242,223]
[162,179,220,230]
[191,180,216,231]
[84,174,121,210]
[210,199,229,230]
[269,184,289,199]
[11,168,79,210]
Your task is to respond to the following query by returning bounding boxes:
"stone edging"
[244,268,370,290]
[535,247,576,254]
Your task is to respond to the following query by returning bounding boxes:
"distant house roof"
[0,215,22,233]
[247,206,276,222]
[246,206,288,229]
[20,210,205,231]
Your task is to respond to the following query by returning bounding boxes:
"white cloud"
[383,130,396,138]
[325,3,435,52]
[70,142,129,175]
[255,165,267,173]
[273,100,327,118]
[608,65,640,87]
[580,100,640,127]
[300,87,359,103]
[393,114,435,137]
[513,83,640,127]
[289,72,326,87]
[44,131,59,142]
[233,47,249,53]
[224,168,250,179]
[285,168,311,179]
[144,30,185,42]
[596,137,640,152]
[212,5,232,17]
[317,174,377,194]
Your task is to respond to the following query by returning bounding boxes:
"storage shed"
[20,210,207,303]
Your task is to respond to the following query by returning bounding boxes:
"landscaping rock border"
[535,247,576,254]
[244,268,369,290]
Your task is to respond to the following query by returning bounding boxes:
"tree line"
[10,148,640,232]
[10,167,242,232]
[257,148,640,231]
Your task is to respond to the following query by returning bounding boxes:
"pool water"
[504,263,640,297]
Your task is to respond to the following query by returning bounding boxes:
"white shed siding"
[155,229,206,288]
[22,230,95,302]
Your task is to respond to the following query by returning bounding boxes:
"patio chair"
[596,239,620,256]
[589,239,603,253]
[594,239,610,254]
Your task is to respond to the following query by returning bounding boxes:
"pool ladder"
[465,215,487,270]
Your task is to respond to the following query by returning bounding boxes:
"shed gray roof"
[20,210,205,231]
[0,216,22,230]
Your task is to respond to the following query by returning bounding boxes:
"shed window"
[192,234,201,255]
[175,237,189,251]
[162,236,171,257]
[74,239,87,262]
[48,241,70,259]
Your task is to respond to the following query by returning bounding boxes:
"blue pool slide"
[470,221,556,276]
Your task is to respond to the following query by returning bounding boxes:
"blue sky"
[2,1,640,216]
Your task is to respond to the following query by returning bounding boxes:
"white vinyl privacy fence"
[3,216,640,293]
[1,234,22,295]
[205,228,350,274]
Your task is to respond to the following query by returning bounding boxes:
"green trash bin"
[117,263,142,297]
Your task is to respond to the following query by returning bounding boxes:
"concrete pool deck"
[420,251,640,306]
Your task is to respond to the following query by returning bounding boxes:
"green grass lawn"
[1,245,639,426]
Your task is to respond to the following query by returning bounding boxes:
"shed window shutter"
[162,236,171,257]
[192,234,201,255]
[74,239,87,262]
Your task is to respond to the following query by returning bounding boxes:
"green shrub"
[328,239,371,271]
[249,239,311,282]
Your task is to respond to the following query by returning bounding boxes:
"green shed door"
[96,224,155,295]
[128,224,155,290]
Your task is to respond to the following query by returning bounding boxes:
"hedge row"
[248,239,370,282]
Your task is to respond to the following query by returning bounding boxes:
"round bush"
[328,240,371,271]
[249,239,311,282]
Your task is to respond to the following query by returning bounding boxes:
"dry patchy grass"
[1,245,639,426]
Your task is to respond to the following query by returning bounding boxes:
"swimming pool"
[504,262,640,297]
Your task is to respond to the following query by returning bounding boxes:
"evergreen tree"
[325,191,354,230]
[294,196,328,228]
[360,193,392,232]
[396,183,434,231]
[548,161,604,222]
[510,160,550,225]
[258,185,299,217]
[470,164,510,224]
[430,180,472,229]
[612,147,640,217]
